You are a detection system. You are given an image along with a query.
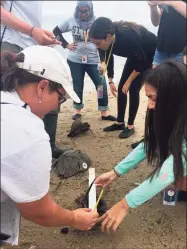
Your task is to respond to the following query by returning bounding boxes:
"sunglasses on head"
[56,89,67,105]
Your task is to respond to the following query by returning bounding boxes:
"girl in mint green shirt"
[95,60,187,232]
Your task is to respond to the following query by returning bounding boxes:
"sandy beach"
[4,79,186,249]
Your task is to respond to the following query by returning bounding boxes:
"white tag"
[82,55,87,63]
[162,189,178,206]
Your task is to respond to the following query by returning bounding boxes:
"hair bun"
[1,51,17,73]
[15,52,25,63]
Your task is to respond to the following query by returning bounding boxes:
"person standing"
[131,0,186,149]
[148,0,186,66]
[89,17,157,139]
[1,1,63,158]
[53,1,116,121]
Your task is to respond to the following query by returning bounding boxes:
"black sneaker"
[52,145,64,159]
[72,113,82,120]
[103,123,125,132]
[101,115,117,121]
[119,127,135,139]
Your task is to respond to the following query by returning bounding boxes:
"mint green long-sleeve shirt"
[114,143,187,208]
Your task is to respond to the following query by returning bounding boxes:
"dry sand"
[4,87,186,249]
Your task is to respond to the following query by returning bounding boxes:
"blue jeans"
[67,60,109,111]
[153,49,183,65]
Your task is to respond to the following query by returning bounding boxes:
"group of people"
[1,0,187,246]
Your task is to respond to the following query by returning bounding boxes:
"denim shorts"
[153,49,183,65]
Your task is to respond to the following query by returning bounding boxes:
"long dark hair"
[1,51,61,92]
[89,17,143,39]
[144,60,187,184]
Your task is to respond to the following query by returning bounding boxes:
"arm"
[53,26,69,48]
[99,143,187,232]
[98,48,105,62]
[16,193,74,227]
[125,152,187,208]
[98,49,114,81]
[169,1,186,18]
[1,5,34,36]
[98,49,114,82]
[148,1,163,27]
[98,48,114,80]
[115,142,146,175]
[126,70,140,83]
[107,53,114,81]
[2,142,98,229]
[94,143,146,188]
[0,4,60,45]
[54,19,76,49]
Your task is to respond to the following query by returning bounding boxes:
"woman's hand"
[95,170,119,188]
[98,198,129,232]
[32,27,61,46]
[109,82,117,97]
[66,43,77,51]
[122,81,131,94]
[72,208,99,230]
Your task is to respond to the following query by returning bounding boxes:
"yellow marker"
[94,189,104,211]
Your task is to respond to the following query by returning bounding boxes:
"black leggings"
[117,58,152,125]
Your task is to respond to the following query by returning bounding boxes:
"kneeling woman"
[95,60,187,232]
[1,46,98,245]
[89,17,157,138]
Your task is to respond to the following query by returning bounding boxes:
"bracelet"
[30,26,35,37]
[113,168,121,177]
[109,81,114,84]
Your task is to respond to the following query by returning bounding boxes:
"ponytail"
[1,51,62,92]
[1,51,25,91]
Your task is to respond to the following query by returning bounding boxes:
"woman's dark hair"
[89,17,143,39]
[1,51,61,92]
[144,60,187,184]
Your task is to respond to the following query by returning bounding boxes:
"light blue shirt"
[115,142,187,208]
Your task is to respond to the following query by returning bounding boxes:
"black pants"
[117,56,153,125]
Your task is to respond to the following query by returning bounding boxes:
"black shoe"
[178,191,187,202]
[72,113,82,120]
[103,123,125,132]
[131,138,145,149]
[119,127,135,139]
[101,115,117,121]
[52,145,64,159]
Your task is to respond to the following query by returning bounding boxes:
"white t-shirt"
[1,91,52,245]
[1,1,43,49]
